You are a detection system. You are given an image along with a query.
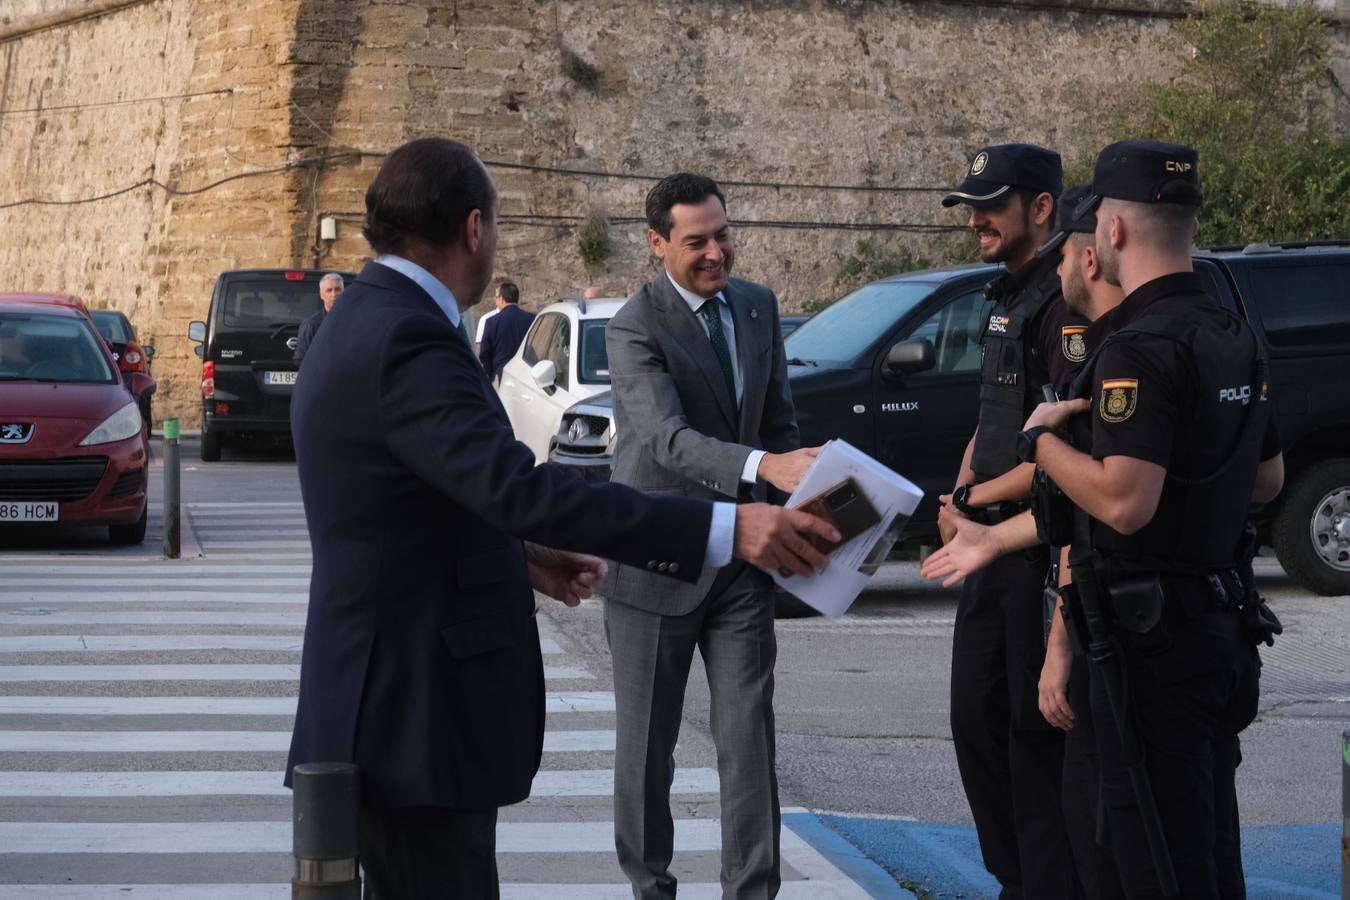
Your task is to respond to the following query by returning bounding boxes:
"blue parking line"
[782,811,918,898]
[808,816,1340,899]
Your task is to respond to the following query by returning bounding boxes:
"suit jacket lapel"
[726,281,766,441]
[651,276,739,431]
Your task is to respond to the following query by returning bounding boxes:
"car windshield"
[216,280,322,336]
[0,313,117,383]
[785,281,939,365]
[578,319,612,385]
[90,310,134,344]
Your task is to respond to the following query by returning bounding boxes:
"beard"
[977,209,1034,265]
[1097,239,1122,287]
[1062,262,1090,317]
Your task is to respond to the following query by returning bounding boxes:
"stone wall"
[1,0,1347,425]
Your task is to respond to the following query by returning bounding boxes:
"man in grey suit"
[605,173,820,899]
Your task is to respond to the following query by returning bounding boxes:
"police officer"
[940,143,1087,898]
[1017,141,1285,898]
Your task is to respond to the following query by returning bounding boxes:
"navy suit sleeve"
[379,312,712,580]
[477,317,496,373]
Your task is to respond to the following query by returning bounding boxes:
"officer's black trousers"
[1091,609,1258,899]
[1061,657,1124,899]
[951,550,1082,899]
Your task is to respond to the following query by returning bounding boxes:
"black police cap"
[941,143,1063,209]
[1085,139,1202,209]
[1037,183,1097,257]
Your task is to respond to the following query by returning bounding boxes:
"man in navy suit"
[478,280,534,383]
[285,137,839,900]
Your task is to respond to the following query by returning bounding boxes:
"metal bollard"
[162,418,181,559]
[292,762,362,899]
[1343,730,1349,899]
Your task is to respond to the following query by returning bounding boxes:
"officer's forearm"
[967,462,1036,507]
[1034,435,1165,535]
[954,432,977,490]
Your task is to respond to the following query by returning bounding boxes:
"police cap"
[1085,139,1202,210]
[1037,183,1097,257]
[941,143,1063,209]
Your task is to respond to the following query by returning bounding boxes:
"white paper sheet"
[770,439,924,618]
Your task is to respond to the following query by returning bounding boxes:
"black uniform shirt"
[1081,272,1280,468]
[984,252,1091,396]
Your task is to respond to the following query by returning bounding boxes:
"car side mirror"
[194,345,204,358]
[144,345,155,359]
[530,359,558,394]
[188,321,206,342]
[885,339,936,376]
[125,372,156,397]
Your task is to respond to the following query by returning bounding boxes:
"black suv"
[187,269,355,461]
[549,243,1350,596]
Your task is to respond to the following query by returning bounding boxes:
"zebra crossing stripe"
[0,635,562,654]
[0,883,869,899]
[0,591,309,603]
[0,692,609,716]
[0,767,720,798]
[0,611,308,626]
[0,663,589,682]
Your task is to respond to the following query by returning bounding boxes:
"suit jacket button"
[647,560,657,570]
[668,562,680,574]
[658,562,669,572]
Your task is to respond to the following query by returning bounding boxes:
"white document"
[771,439,924,618]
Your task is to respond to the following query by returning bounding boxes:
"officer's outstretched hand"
[920,516,1002,587]
[526,544,608,607]
[1023,397,1090,433]
[734,503,840,578]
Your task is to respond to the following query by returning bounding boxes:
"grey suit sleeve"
[759,291,801,454]
[606,313,755,498]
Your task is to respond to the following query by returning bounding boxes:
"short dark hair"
[363,138,496,256]
[645,173,726,239]
[497,282,520,304]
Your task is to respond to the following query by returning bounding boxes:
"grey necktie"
[698,298,737,403]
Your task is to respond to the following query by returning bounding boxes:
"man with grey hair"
[294,272,344,364]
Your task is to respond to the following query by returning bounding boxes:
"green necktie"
[698,298,737,404]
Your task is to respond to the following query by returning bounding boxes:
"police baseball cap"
[1081,140,1202,212]
[942,143,1063,209]
[1037,184,1098,257]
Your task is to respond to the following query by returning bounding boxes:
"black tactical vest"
[970,257,1061,480]
[1071,302,1269,576]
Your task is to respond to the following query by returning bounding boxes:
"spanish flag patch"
[1100,378,1138,423]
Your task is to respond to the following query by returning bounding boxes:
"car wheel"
[1272,458,1350,596]
[200,425,222,462]
[109,506,148,545]
[773,589,820,619]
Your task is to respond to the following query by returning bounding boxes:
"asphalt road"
[0,437,1345,898]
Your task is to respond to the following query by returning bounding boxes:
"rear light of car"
[202,361,215,398]
[284,271,305,281]
[118,342,147,374]
[215,402,230,415]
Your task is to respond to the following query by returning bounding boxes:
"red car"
[0,293,155,544]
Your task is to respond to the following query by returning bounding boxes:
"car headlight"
[80,402,143,446]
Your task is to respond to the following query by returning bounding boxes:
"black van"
[187,269,356,461]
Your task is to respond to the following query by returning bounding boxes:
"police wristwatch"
[951,483,981,517]
[1017,426,1054,464]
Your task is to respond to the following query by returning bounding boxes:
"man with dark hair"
[478,280,534,384]
[939,143,1086,898]
[285,139,838,899]
[604,172,819,899]
[293,272,344,365]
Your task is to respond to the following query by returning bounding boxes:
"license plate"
[263,371,298,385]
[0,502,58,522]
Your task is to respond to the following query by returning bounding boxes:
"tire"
[109,506,148,545]
[1272,458,1350,596]
[773,589,821,619]
[200,425,222,462]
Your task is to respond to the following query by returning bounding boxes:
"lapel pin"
[749,309,758,319]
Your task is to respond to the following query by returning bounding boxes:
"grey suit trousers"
[605,564,781,900]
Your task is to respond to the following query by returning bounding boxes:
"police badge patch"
[1061,326,1087,363]
[1100,378,1138,423]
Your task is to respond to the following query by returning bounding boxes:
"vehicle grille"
[0,457,109,502]
[109,467,144,498]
